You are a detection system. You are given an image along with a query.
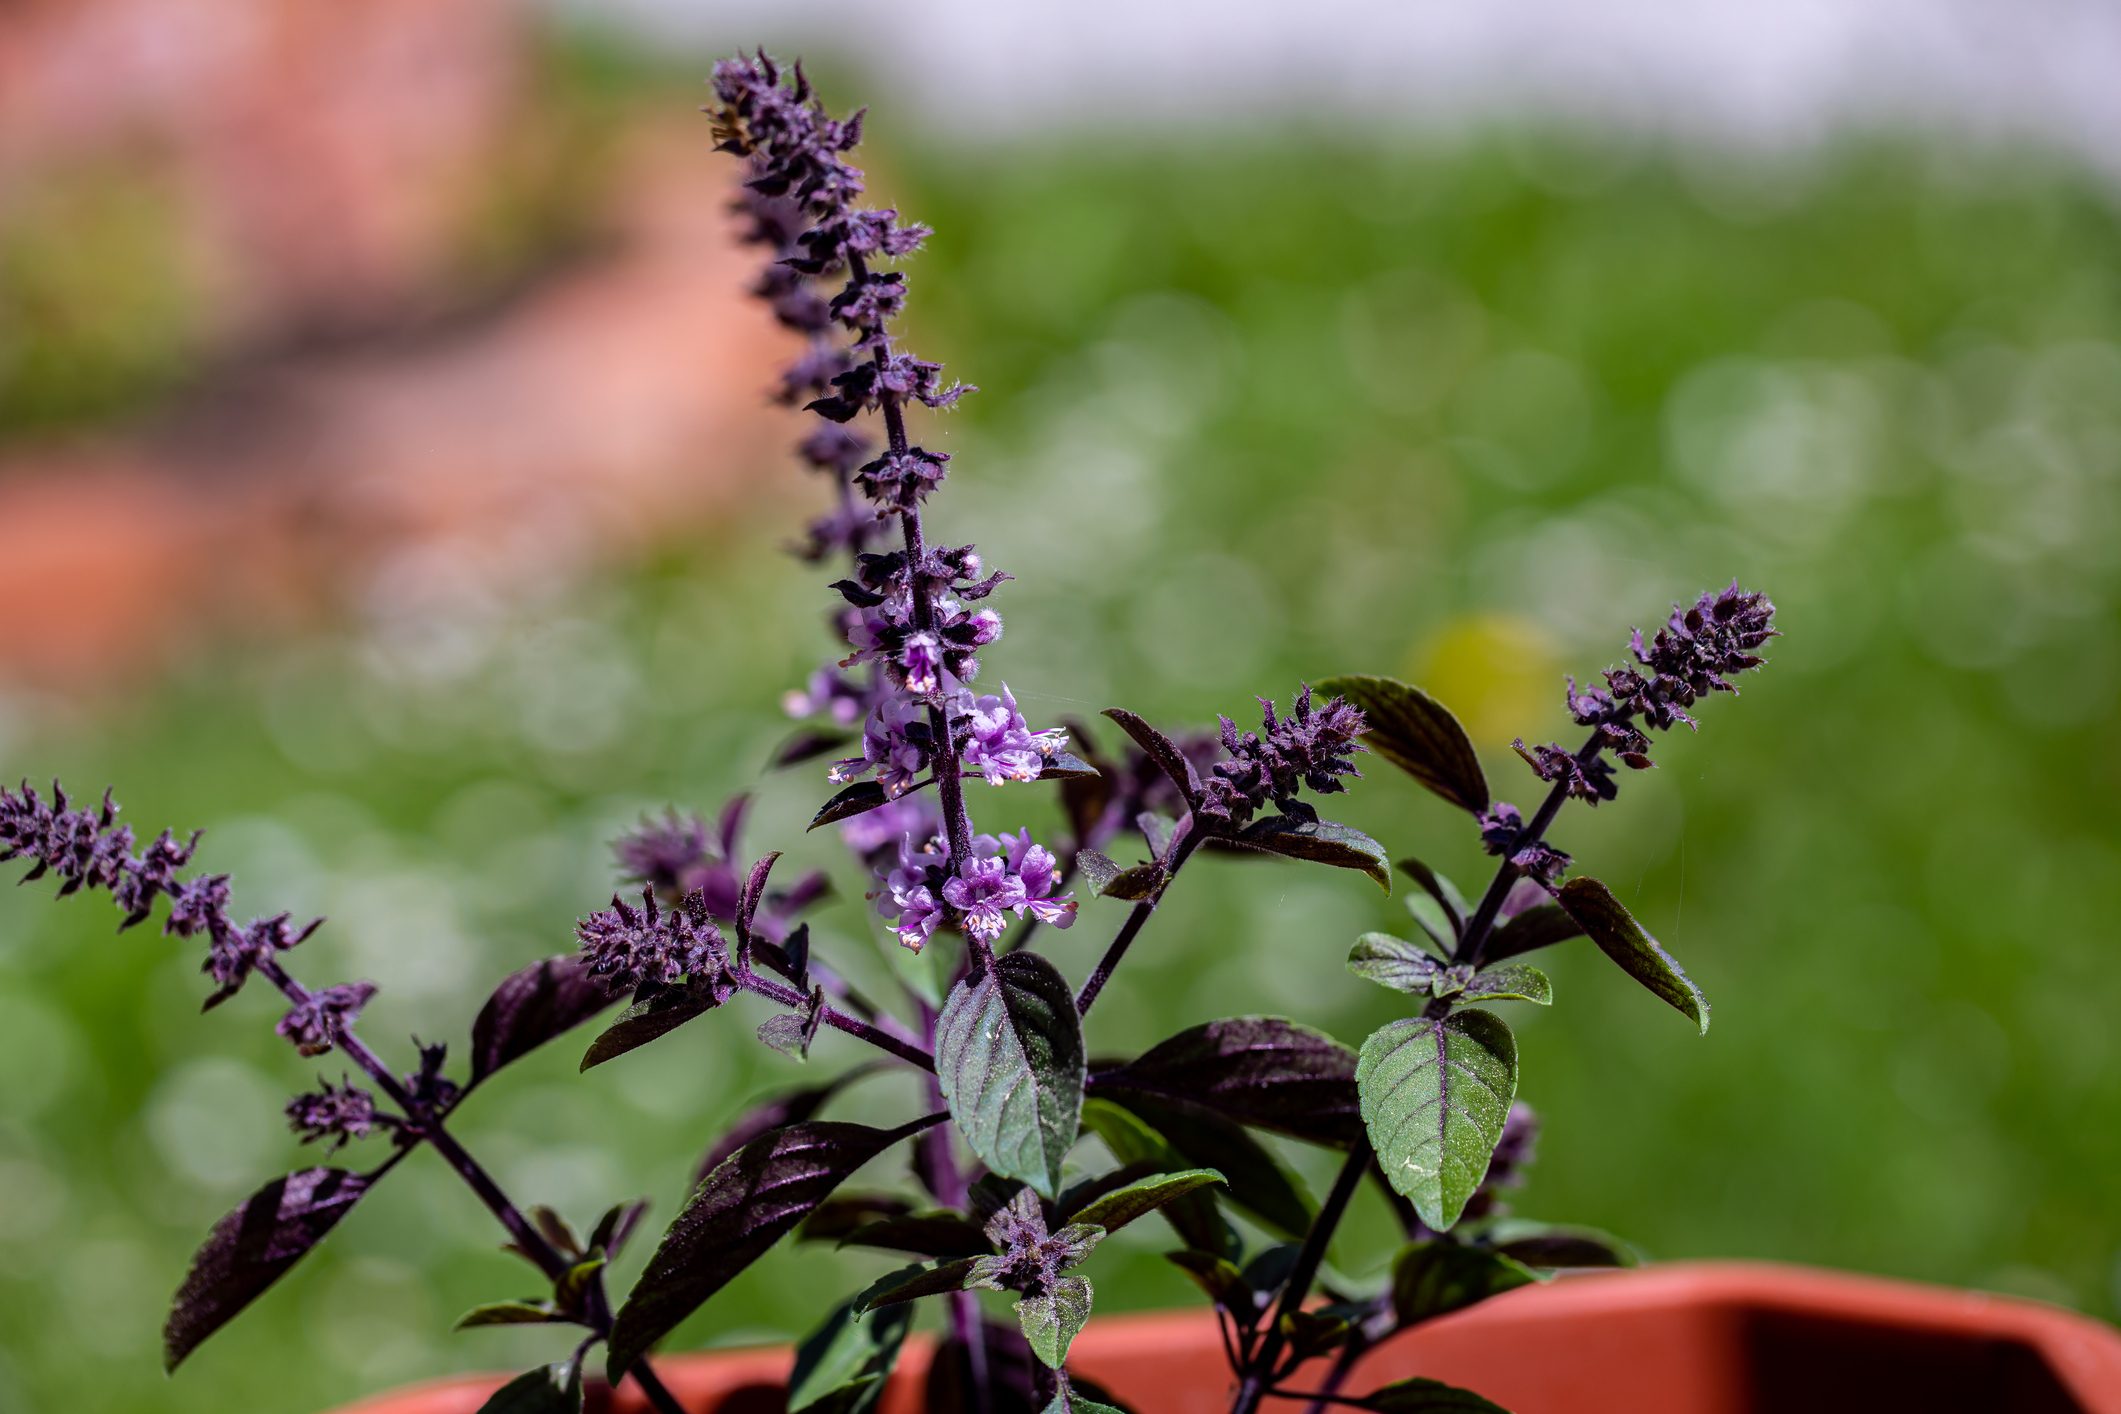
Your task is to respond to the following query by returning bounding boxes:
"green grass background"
[3,54,2120,1414]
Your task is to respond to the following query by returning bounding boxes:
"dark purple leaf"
[1389,1241,1542,1324]
[1100,708,1201,805]
[736,851,781,959]
[608,1120,917,1375]
[797,1193,914,1245]
[1483,903,1586,963]
[808,782,891,831]
[1224,816,1391,892]
[164,1167,376,1370]
[1361,1376,1510,1411]
[695,1065,882,1184]
[578,978,723,1071]
[1312,675,1490,814]
[771,726,856,770]
[1557,877,1709,1033]
[1091,1093,1314,1238]
[936,951,1086,1199]
[1035,751,1102,782]
[589,1198,650,1258]
[1092,1017,1362,1148]
[468,955,615,1086]
[1491,1223,1637,1269]
[839,1210,995,1258]
[851,1257,986,1310]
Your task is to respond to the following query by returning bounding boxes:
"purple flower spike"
[286,1080,381,1153]
[1202,685,1367,826]
[959,685,1064,786]
[575,888,727,995]
[276,982,378,1059]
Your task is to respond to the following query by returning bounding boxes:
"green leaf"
[851,1258,986,1312]
[1395,859,1469,934]
[1039,1382,1128,1414]
[1557,877,1709,1033]
[1017,1275,1093,1368]
[1347,932,1446,995]
[579,979,722,1070]
[1227,815,1391,892]
[1091,1094,1314,1238]
[1312,675,1489,814]
[809,781,891,831]
[1488,1221,1640,1269]
[1404,893,1459,954]
[788,1296,913,1414]
[1078,1100,1235,1255]
[608,1121,911,1376]
[1075,848,1167,901]
[1459,964,1551,1006]
[453,1300,562,1329]
[1390,1242,1543,1324]
[1357,1011,1519,1231]
[475,1360,583,1414]
[1361,1375,1512,1411]
[1064,1168,1225,1235]
[936,952,1086,1199]
[1483,904,1585,963]
[1163,1249,1251,1310]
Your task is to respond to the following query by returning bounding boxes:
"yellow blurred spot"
[1409,614,1559,747]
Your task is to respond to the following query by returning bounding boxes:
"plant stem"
[1228,1140,1370,1414]
[253,957,688,1414]
[733,964,936,1070]
[915,1065,993,1414]
[1075,816,1200,1014]
[1453,730,1602,966]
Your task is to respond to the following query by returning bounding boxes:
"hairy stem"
[733,964,936,1071]
[1075,815,1200,1014]
[1229,1141,1371,1414]
[253,958,686,1414]
[1453,730,1602,966]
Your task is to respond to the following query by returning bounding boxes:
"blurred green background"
[3,28,2120,1414]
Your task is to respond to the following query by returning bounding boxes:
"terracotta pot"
[330,1262,2121,1414]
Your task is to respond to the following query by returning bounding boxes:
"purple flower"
[942,853,1016,942]
[1202,685,1367,826]
[972,1187,1102,1297]
[1477,803,1524,857]
[853,446,950,511]
[1540,585,1779,789]
[833,691,935,797]
[205,911,323,1006]
[402,1041,460,1116]
[994,829,1077,931]
[1510,841,1572,889]
[1512,740,1617,806]
[613,809,713,898]
[276,982,377,1058]
[873,829,950,952]
[286,1080,381,1153]
[784,665,868,727]
[959,685,1064,786]
[575,888,727,995]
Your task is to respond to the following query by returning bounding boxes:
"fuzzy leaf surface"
[579,978,722,1070]
[1227,816,1391,892]
[1557,877,1709,1032]
[1348,932,1447,995]
[936,952,1086,1199]
[1018,1275,1093,1368]
[1459,964,1552,1005]
[1064,1168,1225,1236]
[1357,1012,1518,1230]
[164,1167,374,1371]
[609,1121,908,1375]
[1312,675,1489,813]
[852,1258,986,1311]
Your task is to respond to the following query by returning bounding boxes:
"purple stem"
[733,963,936,1071]
[1227,1140,1369,1414]
[1075,814,1201,1014]
[252,958,687,1414]
[1452,729,1602,966]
